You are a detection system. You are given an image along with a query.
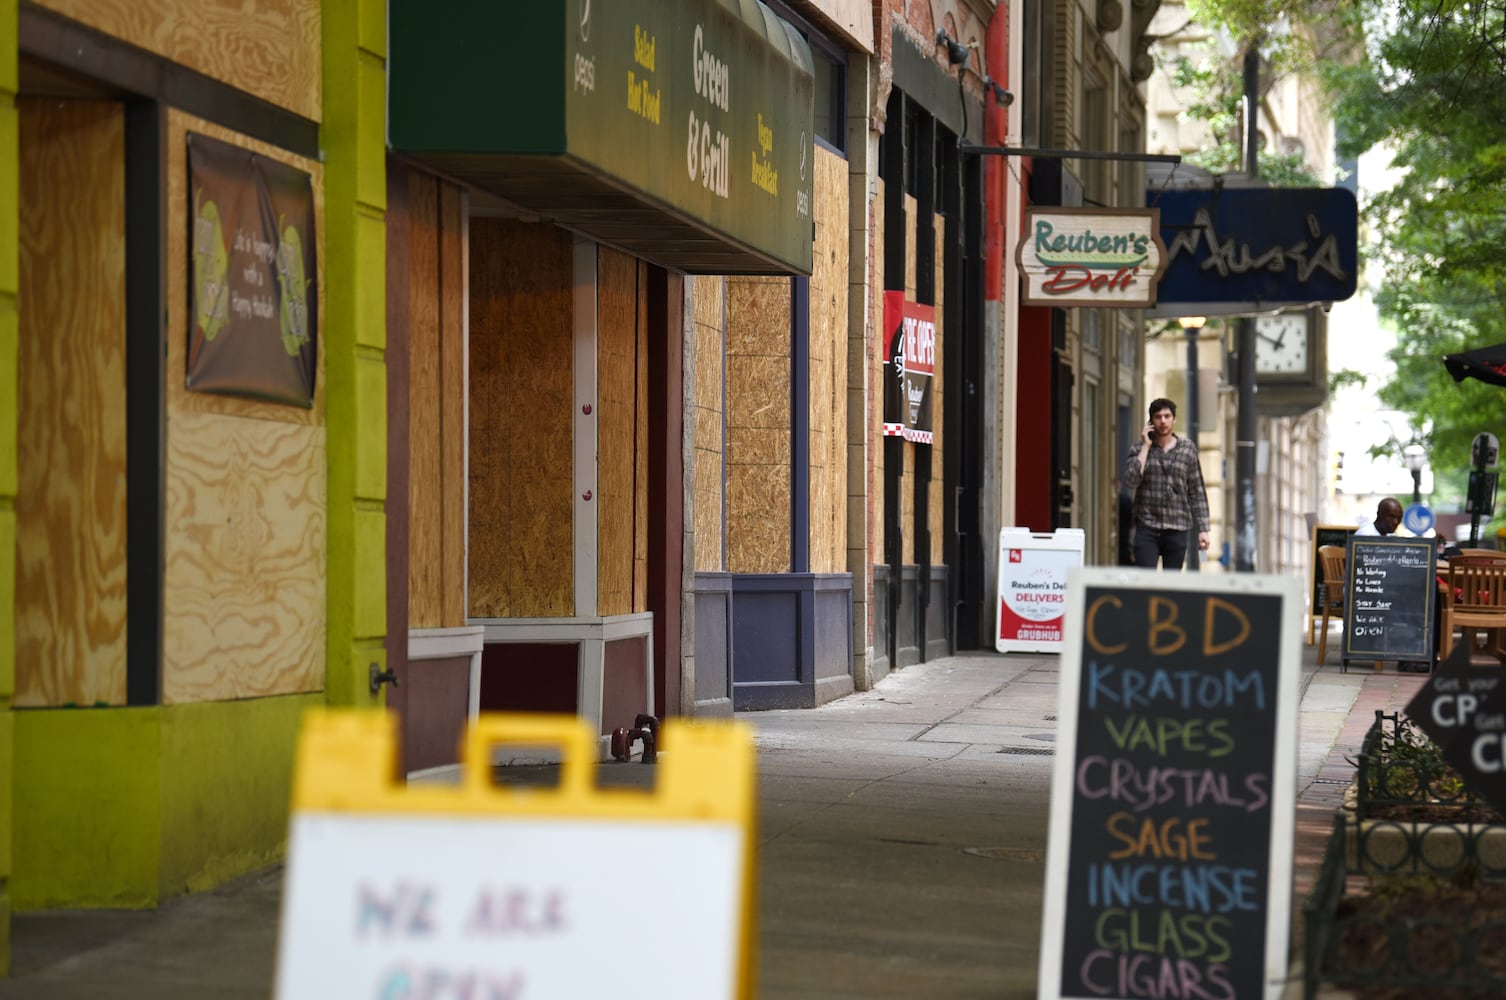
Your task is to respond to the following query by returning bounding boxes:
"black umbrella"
[1444,343,1506,387]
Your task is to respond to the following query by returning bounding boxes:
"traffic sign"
[1403,503,1434,536]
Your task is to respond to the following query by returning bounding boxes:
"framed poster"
[188,132,318,407]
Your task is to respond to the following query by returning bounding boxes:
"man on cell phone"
[1123,398,1210,570]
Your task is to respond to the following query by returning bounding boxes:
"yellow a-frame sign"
[275,711,756,999]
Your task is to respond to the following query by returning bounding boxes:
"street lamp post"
[1177,316,1206,442]
[1178,317,1206,572]
[1402,444,1426,506]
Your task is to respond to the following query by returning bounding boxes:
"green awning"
[390,0,815,275]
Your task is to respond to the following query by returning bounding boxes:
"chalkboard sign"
[1309,524,1357,640]
[1038,569,1301,1000]
[1342,536,1436,665]
[1406,649,1506,818]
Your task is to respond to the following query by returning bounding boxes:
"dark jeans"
[1133,525,1188,570]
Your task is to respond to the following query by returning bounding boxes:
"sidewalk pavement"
[0,626,1426,999]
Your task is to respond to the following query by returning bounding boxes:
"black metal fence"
[1304,711,1506,997]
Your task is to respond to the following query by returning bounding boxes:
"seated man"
[1356,496,1434,672]
[1356,497,1402,537]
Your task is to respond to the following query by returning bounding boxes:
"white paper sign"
[275,814,742,999]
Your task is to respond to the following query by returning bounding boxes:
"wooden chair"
[1316,545,1347,666]
[1440,557,1506,660]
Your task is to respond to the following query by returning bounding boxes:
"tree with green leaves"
[1178,0,1506,519]
[1325,0,1506,509]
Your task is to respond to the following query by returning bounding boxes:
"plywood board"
[402,172,468,630]
[15,99,129,708]
[438,184,467,627]
[692,276,725,573]
[162,110,327,703]
[163,411,327,702]
[597,246,636,618]
[36,0,322,121]
[406,173,443,629]
[468,220,573,618]
[725,275,791,575]
[634,266,649,613]
[809,147,849,574]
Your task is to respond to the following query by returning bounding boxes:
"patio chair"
[1440,556,1506,661]
[1316,545,1347,666]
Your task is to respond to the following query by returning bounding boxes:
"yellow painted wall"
[322,0,388,705]
[11,695,316,908]
[6,0,385,920]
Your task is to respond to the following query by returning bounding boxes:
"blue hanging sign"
[1147,187,1358,307]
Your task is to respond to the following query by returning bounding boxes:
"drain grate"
[996,746,1054,756]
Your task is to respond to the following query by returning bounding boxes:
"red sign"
[881,292,936,444]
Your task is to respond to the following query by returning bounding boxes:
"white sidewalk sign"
[995,527,1085,653]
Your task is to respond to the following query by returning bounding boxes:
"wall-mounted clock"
[1255,311,1310,378]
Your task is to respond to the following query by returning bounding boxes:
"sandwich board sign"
[275,711,756,999]
[997,527,1085,653]
[1038,568,1302,1000]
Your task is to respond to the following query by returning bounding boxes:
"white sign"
[996,528,1084,653]
[1473,432,1499,469]
[1016,207,1167,308]
[276,815,742,999]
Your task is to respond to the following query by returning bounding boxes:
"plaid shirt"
[1124,435,1210,533]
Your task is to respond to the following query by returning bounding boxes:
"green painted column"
[322,0,387,706]
[0,0,17,975]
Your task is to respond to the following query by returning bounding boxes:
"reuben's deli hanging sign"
[1017,207,1167,308]
[881,292,937,444]
[188,133,318,407]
